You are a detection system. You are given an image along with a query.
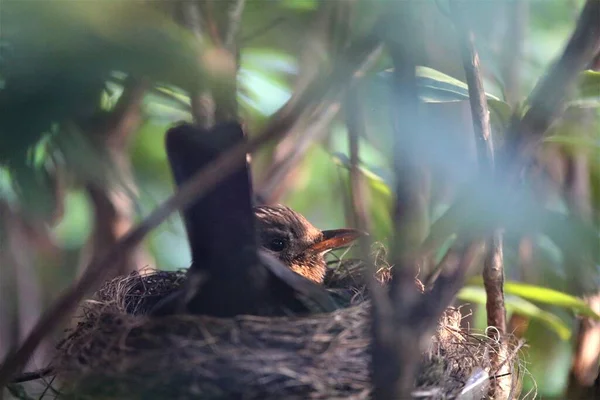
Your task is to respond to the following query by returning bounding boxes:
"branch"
[450,0,506,332]
[0,34,382,388]
[506,0,600,170]
[371,4,434,398]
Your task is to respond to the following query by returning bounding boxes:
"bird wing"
[258,250,339,314]
[156,121,339,318]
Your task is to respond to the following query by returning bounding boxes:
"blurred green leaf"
[544,136,600,152]
[331,152,393,196]
[53,190,92,249]
[574,70,600,103]
[458,286,572,340]
[281,0,319,11]
[467,278,600,320]
[422,183,598,267]
[331,152,393,240]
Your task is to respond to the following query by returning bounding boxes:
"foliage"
[0,0,599,397]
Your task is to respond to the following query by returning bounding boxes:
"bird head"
[254,205,364,283]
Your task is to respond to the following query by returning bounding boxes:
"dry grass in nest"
[48,260,525,399]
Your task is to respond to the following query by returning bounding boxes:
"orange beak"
[308,228,367,254]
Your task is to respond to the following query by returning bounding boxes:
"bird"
[254,204,362,283]
[149,121,363,318]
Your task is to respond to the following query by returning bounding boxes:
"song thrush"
[150,122,362,318]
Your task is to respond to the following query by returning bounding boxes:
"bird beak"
[308,228,367,254]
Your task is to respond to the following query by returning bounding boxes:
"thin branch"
[451,2,508,397]
[256,1,341,202]
[452,11,494,173]
[257,46,382,203]
[257,103,340,203]
[0,34,382,387]
[10,367,53,384]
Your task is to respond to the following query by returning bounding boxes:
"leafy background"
[0,0,599,398]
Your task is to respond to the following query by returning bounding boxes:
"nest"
[51,264,524,399]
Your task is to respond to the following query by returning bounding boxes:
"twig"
[10,368,53,384]
[0,34,381,387]
[256,1,340,202]
[450,0,506,333]
[451,2,508,397]
[257,11,382,203]
[256,102,340,203]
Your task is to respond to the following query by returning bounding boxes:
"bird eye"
[267,238,286,252]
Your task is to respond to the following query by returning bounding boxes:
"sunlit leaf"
[458,286,572,340]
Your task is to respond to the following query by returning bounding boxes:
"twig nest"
[52,267,523,399]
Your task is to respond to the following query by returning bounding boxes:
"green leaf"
[421,182,598,270]
[467,278,600,320]
[458,286,572,340]
[416,66,497,99]
[331,152,393,197]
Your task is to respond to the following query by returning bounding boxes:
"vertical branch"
[452,0,505,329]
[450,1,508,397]
[369,4,442,399]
